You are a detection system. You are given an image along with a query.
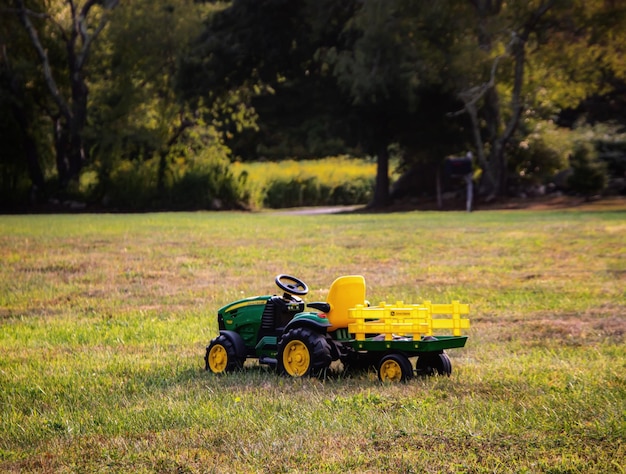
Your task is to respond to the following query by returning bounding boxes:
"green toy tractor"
[205,274,470,381]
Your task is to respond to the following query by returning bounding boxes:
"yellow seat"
[326,275,366,331]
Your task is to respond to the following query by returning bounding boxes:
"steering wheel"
[275,274,309,296]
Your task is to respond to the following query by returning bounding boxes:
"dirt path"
[271,195,626,215]
[271,205,364,215]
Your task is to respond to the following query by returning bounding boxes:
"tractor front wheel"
[205,335,243,374]
[277,327,332,377]
[378,353,413,382]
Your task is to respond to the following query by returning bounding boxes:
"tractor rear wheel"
[378,353,413,382]
[205,335,243,374]
[415,352,452,376]
[277,327,332,377]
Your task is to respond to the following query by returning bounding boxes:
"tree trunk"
[464,0,555,198]
[53,117,70,186]
[371,143,390,207]
[157,115,195,194]
[68,78,88,180]
[464,102,497,196]
[17,113,45,196]
[6,64,45,196]
[17,0,118,188]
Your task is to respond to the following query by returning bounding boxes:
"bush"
[101,148,249,211]
[330,177,373,204]
[263,176,321,208]
[506,120,571,193]
[169,151,248,210]
[567,142,608,198]
[235,156,376,209]
[67,155,374,211]
[106,158,159,210]
[261,175,374,208]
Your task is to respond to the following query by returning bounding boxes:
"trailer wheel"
[378,353,413,382]
[278,327,332,377]
[415,352,452,376]
[205,335,243,374]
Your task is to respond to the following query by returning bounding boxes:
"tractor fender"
[283,312,330,334]
[218,330,247,359]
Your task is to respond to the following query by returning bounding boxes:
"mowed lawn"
[1,206,625,473]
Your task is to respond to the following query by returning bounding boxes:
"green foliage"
[85,0,245,210]
[568,142,608,197]
[234,156,376,209]
[168,150,248,211]
[509,120,572,186]
[0,0,56,204]
[106,158,159,210]
[3,0,626,207]
[262,175,373,209]
[88,0,212,162]
[98,152,249,211]
[25,155,377,211]
[0,90,28,205]
[585,122,626,188]
[507,120,626,195]
[0,165,31,209]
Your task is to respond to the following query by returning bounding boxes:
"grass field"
[1,207,625,473]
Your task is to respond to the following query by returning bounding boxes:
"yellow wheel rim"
[208,344,228,373]
[282,340,310,376]
[380,359,403,382]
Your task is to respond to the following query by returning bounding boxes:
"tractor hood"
[218,295,271,317]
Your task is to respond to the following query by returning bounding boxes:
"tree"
[85,0,252,210]
[6,0,620,209]
[442,0,557,197]
[15,0,118,188]
[447,0,626,198]
[325,0,404,206]
[0,2,48,204]
[326,0,478,206]
[184,0,459,207]
[88,0,216,194]
[178,0,354,157]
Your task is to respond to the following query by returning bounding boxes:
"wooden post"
[465,174,473,212]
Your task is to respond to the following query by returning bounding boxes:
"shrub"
[102,147,250,211]
[506,120,572,193]
[330,177,374,204]
[106,158,159,210]
[169,151,248,210]
[567,142,608,198]
[234,156,376,209]
[71,155,374,211]
[263,176,320,208]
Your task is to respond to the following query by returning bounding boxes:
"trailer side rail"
[348,300,470,341]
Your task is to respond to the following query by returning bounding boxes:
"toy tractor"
[205,274,470,382]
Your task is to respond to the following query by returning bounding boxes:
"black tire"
[277,327,332,377]
[341,351,379,375]
[205,335,244,374]
[415,352,452,376]
[378,353,413,382]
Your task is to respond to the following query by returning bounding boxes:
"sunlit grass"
[232,156,378,208]
[234,156,377,184]
[1,208,625,472]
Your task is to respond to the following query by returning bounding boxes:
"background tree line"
[1,0,625,211]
